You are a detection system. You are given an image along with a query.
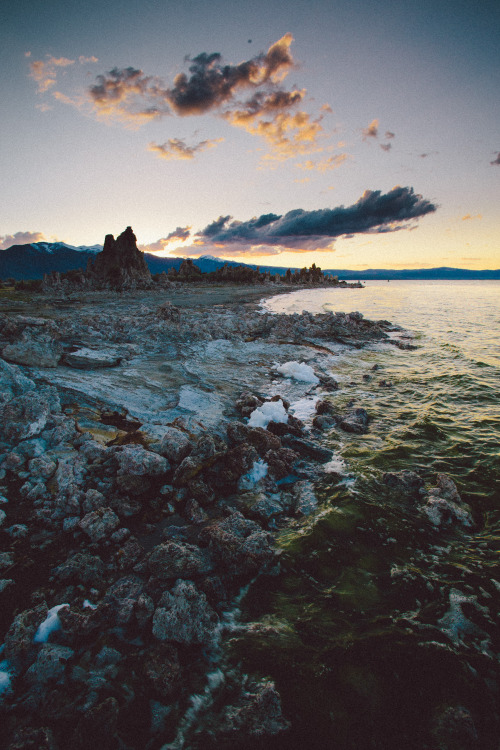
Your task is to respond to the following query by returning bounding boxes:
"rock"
[79,508,120,542]
[7,726,57,750]
[0,357,35,404]
[5,523,28,539]
[431,705,479,750]
[2,330,62,368]
[422,474,473,529]
[312,414,336,431]
[143,643,182,699]
[281,434,333,462]
[25,643,74,684]
[4,603,48,668]
[70,696,120,750]
[339,407,370,434]
[101,576,145,626]
[0,388,58,444]
[0,578,14,593]
[383,470,425,498]
[202,512,275,575]
[292,480,318,516]
[159,426,192,463]
[245,492,286,523]
[52,552,105,585]
[147,541,212,580]
[235,391,264,418]
[264,446,298,480]
[63,348,122,369]
[0,508,5,527]
[88,226,152,291]
[115,444,169,494]
[152,579,219,645]
[220,680,290,739]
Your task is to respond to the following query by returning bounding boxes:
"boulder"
[2,330,62,368]
[339,407,370,434]
[25,643,74,684]
[79,508,120,543]
[152,579,219,645]
[159,426,192,463]
[147,541,212,579]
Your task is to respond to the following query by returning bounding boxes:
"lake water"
[224,281,500,750]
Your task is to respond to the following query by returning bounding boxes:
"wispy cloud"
[140,226,192,253]
[29,55,75,93]
[296,153,351,172]
[0,231,46,250]
[490,151,500,166]
[148,137,223,160]
[184,186,437,256]
[362,118,379,139]
[462,213,482,221]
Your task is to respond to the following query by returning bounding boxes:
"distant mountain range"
[1,241,499,281]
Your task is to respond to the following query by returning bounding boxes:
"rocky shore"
[0,282,467,749]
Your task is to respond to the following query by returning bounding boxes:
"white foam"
[323,456,348,475]
[277,361,319,384]
[33,603,69,643]
[83,599,97,610]
[289,396,320,423]
[0,660,12,698]
[248,399,288,428]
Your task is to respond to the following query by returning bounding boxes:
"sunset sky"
[2,0,499,270]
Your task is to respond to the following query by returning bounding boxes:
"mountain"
[1,241,499,281]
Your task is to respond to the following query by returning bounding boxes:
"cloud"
[148,137,224,160]
[462,213,482,221]
[385,131,395,139]
[140,226,192,253]
[0,231,46,250]
[29,55,75,93]
[380,143,392,152]
[490,151,500,165]
[78,56,98,65]
[190,186,437,255]
[362,119,379,139]
[296,153,351,171]
[89,67,171,124]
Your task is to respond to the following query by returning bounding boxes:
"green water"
[229,282,500,749]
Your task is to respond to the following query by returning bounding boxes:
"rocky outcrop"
[88,226,152,290]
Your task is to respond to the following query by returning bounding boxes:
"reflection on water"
[226,281,500,750]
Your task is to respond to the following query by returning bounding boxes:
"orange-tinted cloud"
[461,213,482,221]
[0,231,46,250]
[362,118,379,139]
[140,226,191,252]
[29,55,75,93]
[148,137,223,160]
[295,153,351,172]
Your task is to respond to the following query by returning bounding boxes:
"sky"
[1,0,499,270]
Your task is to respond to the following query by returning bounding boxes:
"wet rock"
[245,492,286,523]
[312,414,337,431]
[235,391,264,418]
[202,511,275,575]
[292,480,318,516]
[152,579,219,645]
[7,726,57,750]
[115,537,144,571]
[185,498,209,524]
[116,444,169,479]
[431,705,479,750]
[52,552,105,585]
[143,643,182,699]
[0,508,6,526]
[383,470,425,498]
[264,446,298,480]
[4,603,48,669]
[25,643,74,684]
[186,477,215,506]
[63,348,122,369]
[148,541,212,580]
[339,406,370,434]
[422,474,473,529]
[2,330,62,368]
[281,434,333,462]
[158,426,192,463]
[69,696,120,750]
[101,576,145,626]
[79,508,120,543]
[315,399,337,416]
[267,414,304,437]
[220,680,290,739]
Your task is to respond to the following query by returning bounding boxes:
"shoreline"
[0,285,416,749]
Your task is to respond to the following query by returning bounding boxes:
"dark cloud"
[148,137,223,160]
[380,143,392,152]
[385,131,395,139]
[193,186,437,254]
[490,151,500,165]
[89,67,170,123]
